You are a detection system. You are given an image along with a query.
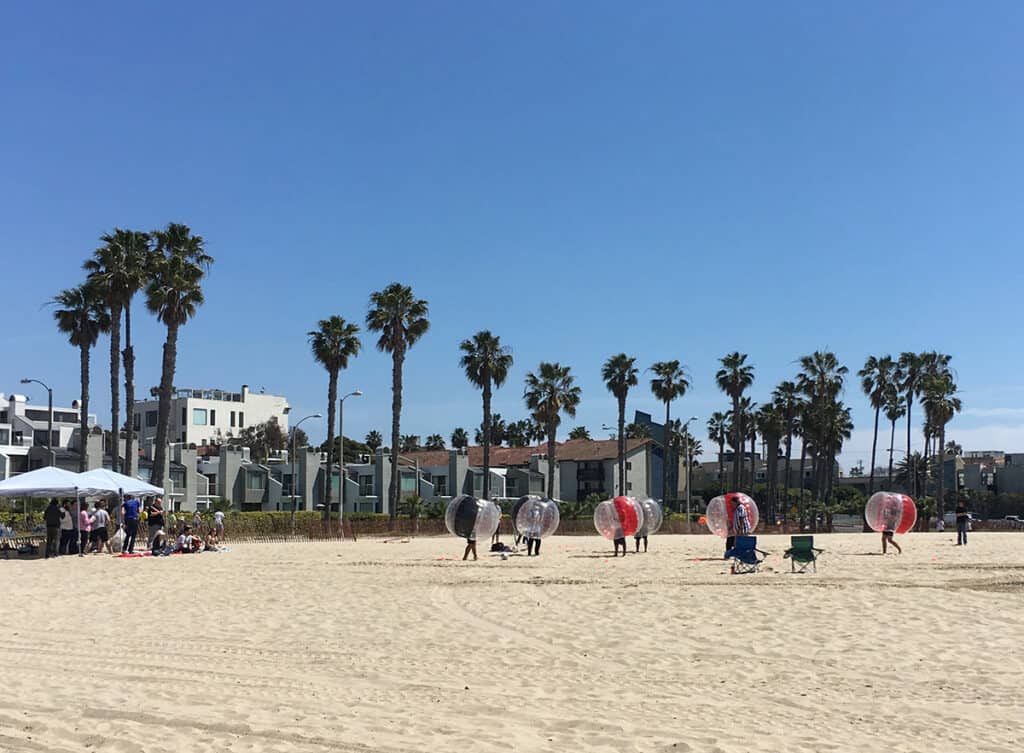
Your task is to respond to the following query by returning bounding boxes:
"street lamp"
[290,413,322,534]
[20,378,53,466]
[337,390,363,537]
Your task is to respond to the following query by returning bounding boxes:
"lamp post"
[337,390,363,538]
[20,378,53,467]
[290,413,321,534]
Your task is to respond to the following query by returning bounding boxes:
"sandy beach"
[1,532,1022,752]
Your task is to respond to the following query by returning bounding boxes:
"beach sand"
[1,532,1022,752]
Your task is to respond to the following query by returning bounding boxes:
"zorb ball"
[705,492,759,538]
[593,496,644,539]
[636,498,664,536]
[514,495,560,539]
[865,492,917,534]
[445,495,501,540]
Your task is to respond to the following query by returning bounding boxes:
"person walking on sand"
[881,506,902,554]
[955,499,970,546]
[43,498,62,558]
[462,530,478,561]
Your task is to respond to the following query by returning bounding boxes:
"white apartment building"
[0,391,97,479]
[134,384,290,447]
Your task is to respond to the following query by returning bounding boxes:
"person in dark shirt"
[43,499,62,558]
[121,496,142,554]
[955,499,970,546]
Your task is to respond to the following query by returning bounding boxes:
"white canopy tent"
[75,469,164,497]
[0,466,108,498]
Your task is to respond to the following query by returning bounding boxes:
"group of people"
[39,495,226,559]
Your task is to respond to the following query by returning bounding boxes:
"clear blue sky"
[2,1,1022,469]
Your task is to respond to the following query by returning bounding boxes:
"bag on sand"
[111,527,125,553]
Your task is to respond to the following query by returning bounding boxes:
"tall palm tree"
[146,223,212,486]
[450,427,469,450]
[798,351,848,502]
[707,411,729,487]
[459,330,513,502]
[756,403,785,522]
[897,352,924,493]
[568,426,591,440]
[52,282,110,471]
[365,430,383,453]
[772,380,802,504]
[716,352,754,490]
[921,373,961,517]
[523,362,582,499]
[601,353,638,495]
[649,360,691,509]
[366,283,429,525]
[858,355,895,496]
[83,228,151,472]
[883,386,906,487]
[308,316,362,520]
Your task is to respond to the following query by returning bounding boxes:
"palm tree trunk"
[123,301,135,476]
[546,424,556,500]
[108,302,122,473]
[388,349,404,528]
[868,405,880,495]
[717,439,725,491]
[797,441,807,529]
[151,322,178,487]
[783,426,793,514]
[905,392,913,495]
[482,379,492,500]
[887,419,896,487]
[732,397,741,489]
[79,343,91,472]
[662,401,671,507]
[936,424,946,518]
[617,395,626,496]
[749,431,756,493]
[324,369,338,520]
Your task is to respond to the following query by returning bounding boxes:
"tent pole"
[76,488,82,557]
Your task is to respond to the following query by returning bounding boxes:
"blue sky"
[2,1,1022,468]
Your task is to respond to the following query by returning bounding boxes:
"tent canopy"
[76,468,164,497]
[0,466,107,498]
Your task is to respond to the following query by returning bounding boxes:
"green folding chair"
[784,535,822,573]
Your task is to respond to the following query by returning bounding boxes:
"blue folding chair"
[724,535,767,574]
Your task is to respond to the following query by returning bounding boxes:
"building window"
[472,473,482,492]
[193,408,208,426]
[146,411,158,427]
[400,472,416,493]
[0,429,9,444]
[133,414,141,430]
[506,477,516,493]
[230,411,236,428]
[238,412,244,428]
[170,469,186,488]
[182,407,187,425]
[359,475,374,496]
[627,482,633,491]
[246,471,266,490]
[209,409,216,426]
[435,476,448,496]
[626,461,632,470]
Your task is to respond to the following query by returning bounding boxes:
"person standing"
[90,501,112,554]
[955,499,969,546]
[462,530,478,561]
[146,497,165,547]
[192,510,202,534]
[78,503,92,556]
[43,499,62,558]
[213,508,225,540]
[59,501,75,554]
[121,496,141,554]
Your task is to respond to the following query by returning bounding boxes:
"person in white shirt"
[213,509,225,539]
[90,501,113,554]
[59,501,75,555]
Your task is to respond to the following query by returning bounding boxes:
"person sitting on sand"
[204,529,221,552]
[175,525,203,553]
[151,529,168,556]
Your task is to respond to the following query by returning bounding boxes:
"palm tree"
[523,362,582,499]
[945,440,963,456]
[756,403,786,523]
[400,435,421,453]
[883,386,905,486]
[365,430,383,453]
[83,228,151,472]
[707,412,729,487]
[450,427,469,450]
[716,352,754,489]
[568,426,591,440]
[52,282,110,471]
[895,452,927,495]
[771,380,802,504]
[146,223,212,486]
[308,316,361,519]
[858,355,896,496]
[921,373,961,517]
[475,414,506,446]
[459,331,513,501]
[897,352,924,493]
[366,283,429,525]
[649,360,690,509]
[625,422,650,439]
[425,434,446,450]
[601,353,639,496]
[798,351,848,503]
